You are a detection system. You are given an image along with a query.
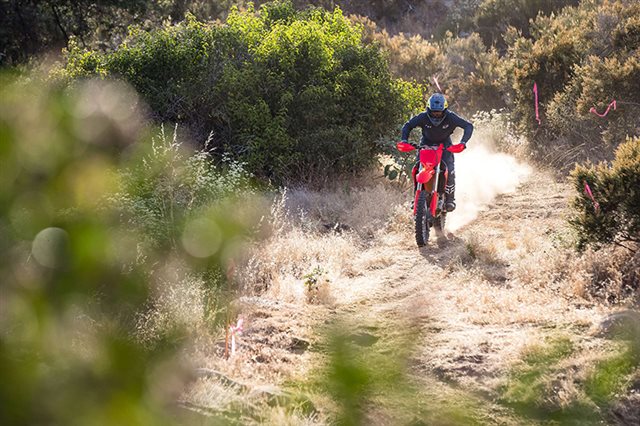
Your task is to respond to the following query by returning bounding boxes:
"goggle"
[429,110,444,118]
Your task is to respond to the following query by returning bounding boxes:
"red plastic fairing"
[419,147,440,165]
[396,142,416,152]
[416,168,434,183]
[447,143,466,153]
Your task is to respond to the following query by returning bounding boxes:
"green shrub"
[114,124,254,251]
[60,1,422,183]
[570,137,640,252]
[502,11,587,140]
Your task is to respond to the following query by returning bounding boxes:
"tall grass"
[235,179,409,301]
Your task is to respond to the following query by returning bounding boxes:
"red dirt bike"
[396,141,466,247]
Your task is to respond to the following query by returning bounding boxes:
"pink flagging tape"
[229,318,244,356]
[533,82,541,125]
[589,100,617,117]
[584,182,600,214]
[433,76,443,92]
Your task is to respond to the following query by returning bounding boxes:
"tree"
[0,0,150,65]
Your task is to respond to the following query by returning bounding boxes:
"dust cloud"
[447,140,531,232]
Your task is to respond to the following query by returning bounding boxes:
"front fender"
[416,168,434,184]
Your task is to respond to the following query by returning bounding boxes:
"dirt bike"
[396,141,466,247]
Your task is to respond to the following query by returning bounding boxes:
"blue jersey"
[401,110,473,146]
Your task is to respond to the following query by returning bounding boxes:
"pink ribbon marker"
[229,318,244,356]
[584,182,600,214]
[533,82,541,125]
[589,100,617,117]
[433,76,443,92]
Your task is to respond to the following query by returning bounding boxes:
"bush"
[0,75,254,425]
[60,1,422,183]
[473,0,580,49]
[114,125,255,251]
[502,0,640,165]
[354,15,441,84]
[438,32,504,113]
[356,16,503,115]
[570,136,640,252]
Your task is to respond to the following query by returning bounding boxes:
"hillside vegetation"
[0,0,639,425]
[51,0,639,250]
[59,3,422,183]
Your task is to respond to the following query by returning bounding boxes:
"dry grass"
[235,178,410,302]
[506,239,640,306]
[464,231,503,266]
[135,263,217,345]
[172,150,640,423]
[565,247,640,305]
[240,226,356,299]
[182,378,322,425]
[283,181,408,239]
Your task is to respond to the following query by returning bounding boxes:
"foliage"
[501,337,578,415]
[357,16,503,115]
[473,0,580,49]
[303,265,334,304]
[0,76,252,425]
[570,137,640,252]
[0,0,251,66]
[306,318,481,425]
[60,1,422,183]
[438,32,504,113]
[584,344,639,405]
[500,334,640,423]
[345,0,640,148]
[113,124,254,251]
[0,0,150,65]
[503,0,640,163]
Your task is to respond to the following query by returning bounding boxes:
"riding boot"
[445,182,456,212]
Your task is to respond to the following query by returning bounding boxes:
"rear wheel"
[415,191,431,247]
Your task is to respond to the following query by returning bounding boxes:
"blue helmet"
[427,93,448,111]
[427,93,448,125]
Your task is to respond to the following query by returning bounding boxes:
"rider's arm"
[449,112,474,144]
[401,113,427,141]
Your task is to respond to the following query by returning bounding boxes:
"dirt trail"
[187,170,619,424]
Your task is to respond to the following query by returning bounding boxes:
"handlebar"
[396,141,466,153]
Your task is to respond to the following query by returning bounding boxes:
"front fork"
[413,162,442,217]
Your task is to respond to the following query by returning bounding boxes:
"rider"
[401,93,473,212]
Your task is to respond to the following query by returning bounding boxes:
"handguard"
[396,141,417,152]
[447,143,466,154]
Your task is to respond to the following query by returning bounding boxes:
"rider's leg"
[442,151,456,212]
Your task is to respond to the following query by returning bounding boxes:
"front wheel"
[415,191,431,247]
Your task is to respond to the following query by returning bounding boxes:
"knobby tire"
[415,191,430,247]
